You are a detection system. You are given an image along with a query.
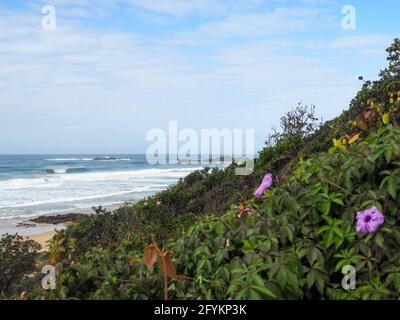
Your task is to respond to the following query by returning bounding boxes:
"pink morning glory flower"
[156,200,162,206]
[254,173,273,198]
[356,206,384,234]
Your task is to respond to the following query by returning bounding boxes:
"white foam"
[53,168,67,174]
[45,157,132,161]
[45,158,82,161]
[0,167,200,189]
[0,188,149,209]
[0,166,203,219]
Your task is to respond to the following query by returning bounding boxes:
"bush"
[51,202,197,260]
[168,124,400,299]
[0,234,41,298]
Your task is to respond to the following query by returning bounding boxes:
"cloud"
[29,0,263,20]
[160,6,336,46]
[0,1,385,153]
[124,0,269,17]
[125,0,219,16]
[198,7,328,37]
[330,34,395,50]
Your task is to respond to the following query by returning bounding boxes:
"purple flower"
[156,200,162,206]
[356,206,385,234]
[254,173,273,198]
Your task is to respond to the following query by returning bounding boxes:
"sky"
[0,0,399,154]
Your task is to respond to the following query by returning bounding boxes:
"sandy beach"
[26,231,56,251]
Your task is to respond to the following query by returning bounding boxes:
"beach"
[26,230,56,251]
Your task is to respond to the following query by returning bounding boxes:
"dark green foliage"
[168,125,400,300]
[158,166,254,216]
[0,234,41,298]
[53,203,197,257]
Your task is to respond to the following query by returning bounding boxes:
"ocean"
[0,155,205,227]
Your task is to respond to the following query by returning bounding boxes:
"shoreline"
[0,202,125,248]
[21,203,124,252]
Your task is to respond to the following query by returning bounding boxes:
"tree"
[268,103,321,145]
[380,38,400,79]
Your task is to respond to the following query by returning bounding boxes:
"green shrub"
[0,234,41,298]
[51,202,197,260]
[167,124,400,300]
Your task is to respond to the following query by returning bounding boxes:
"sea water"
[0,155,205,227]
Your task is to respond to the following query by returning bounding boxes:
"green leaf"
[253,274,265,287]
[276,269,288,287]
[375,233,385,248]
[234,289,248,300]
[307,247,318,265]
[321,199,331,215]
[306,270,316,288]
[316,277,325,294]
[331,197,344,206]
[324,230,334,248]
[384,149,392,163]
[252,286,277,298]
[213,222,225,235]
[332,226,343,238]
[387,178,397,200]
[249,289,262,300]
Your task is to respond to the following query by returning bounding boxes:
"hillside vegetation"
[3,39,400,300]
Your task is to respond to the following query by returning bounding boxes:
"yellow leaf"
[144,244,159,270]
[382,113,390,125]
[160,251,177,279]
[390,94,395,104]
[333,139,343,148]
[348,133,361,144]
[49,255,57,264]
[354,120,368,131]
[129,257,141,265]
